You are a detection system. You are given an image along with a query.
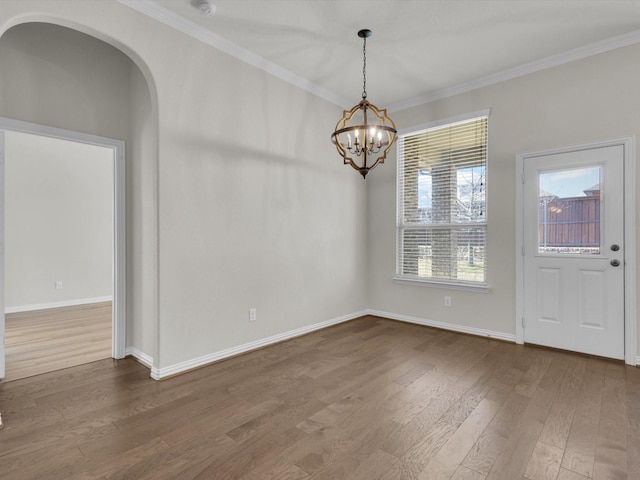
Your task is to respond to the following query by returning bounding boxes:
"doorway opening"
[0,118,126,380]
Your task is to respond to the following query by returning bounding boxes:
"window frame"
[394,109,491,292]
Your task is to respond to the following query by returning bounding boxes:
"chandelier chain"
[362,36,367,99]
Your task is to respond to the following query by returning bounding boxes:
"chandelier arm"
[331,124,398,139]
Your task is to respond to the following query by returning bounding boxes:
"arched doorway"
[0,21,158,380]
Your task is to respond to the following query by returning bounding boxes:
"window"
[538,166,601,255]
[396,114,488,287]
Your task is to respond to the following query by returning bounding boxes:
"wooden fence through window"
[539,195,600,248]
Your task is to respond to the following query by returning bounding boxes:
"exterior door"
[523,145,624,359]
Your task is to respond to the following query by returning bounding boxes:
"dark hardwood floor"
[0,316,638,479]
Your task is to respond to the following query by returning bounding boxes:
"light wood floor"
[4,302,112,381]
[0,316,638,479]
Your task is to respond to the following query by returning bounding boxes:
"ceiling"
[121,0,640,111]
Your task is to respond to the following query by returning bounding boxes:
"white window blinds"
[396,115,488,286]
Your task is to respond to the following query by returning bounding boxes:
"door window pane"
[538,167,601,254]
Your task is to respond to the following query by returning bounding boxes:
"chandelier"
[331,29,397,179]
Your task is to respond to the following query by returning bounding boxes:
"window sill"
[393,276,490,293]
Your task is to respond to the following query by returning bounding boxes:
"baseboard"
[365,309,516,343]
[637,356,640,366]
[150,310,367,380]
[5,296,113,314]
[125,347,153,369]
[110,309,631,378]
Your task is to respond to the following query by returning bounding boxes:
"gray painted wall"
[1,2,637,373]
[4,131,113,310]
[367,43,640,350]
[0,4,367,372]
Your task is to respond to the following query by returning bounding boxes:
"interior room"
[3,130,114,381]
[0,1,639,479]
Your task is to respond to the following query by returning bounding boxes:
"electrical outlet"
[444,296,452,307]
[55,281,63,290]
[249,308,257,322]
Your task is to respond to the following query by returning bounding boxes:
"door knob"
[610,259,621,267]
[611,244,620,251]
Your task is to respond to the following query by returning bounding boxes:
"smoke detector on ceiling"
[193,0,216,17]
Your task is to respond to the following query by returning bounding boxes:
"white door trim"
[515,137,637,365]
[0,117,126,365]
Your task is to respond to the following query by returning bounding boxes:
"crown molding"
[387,28,640,112]
[119,1,640,113]
[117,0,352,108]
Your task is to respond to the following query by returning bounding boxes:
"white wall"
[154,29,367,370]
[2,2,635,376]
[0,2,367,374]
[4,131,113,310]
[127,62,158,362]
[367,43,640,351]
